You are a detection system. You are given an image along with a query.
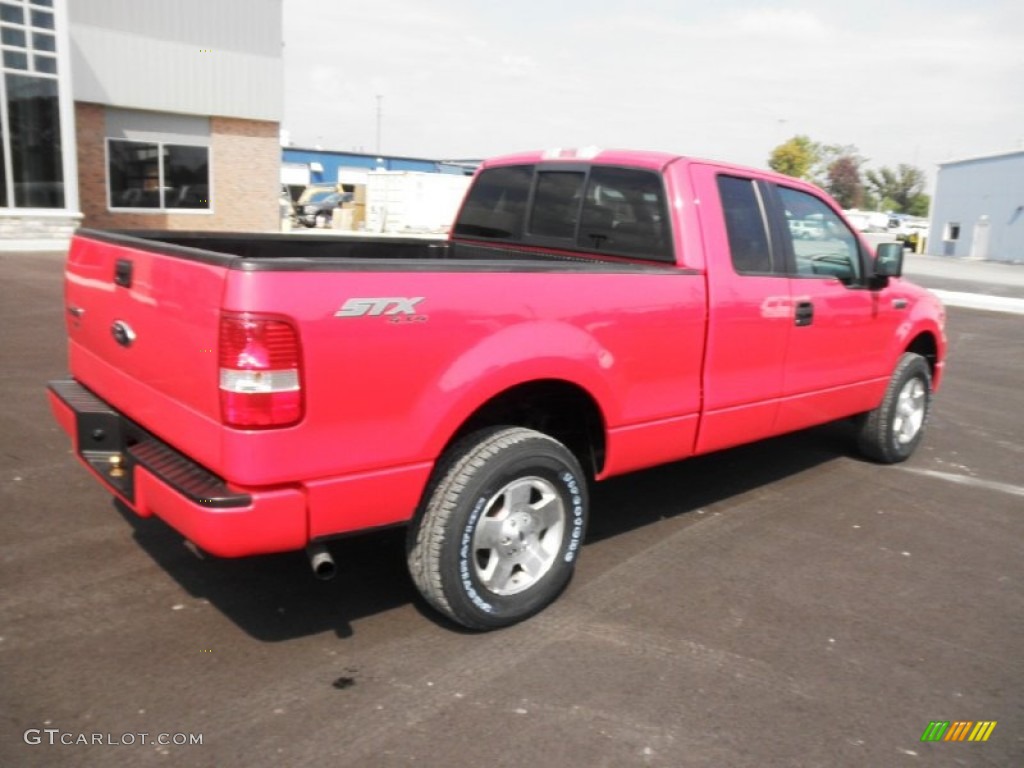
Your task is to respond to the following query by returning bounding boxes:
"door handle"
[794,300,814,327]
[114,259,133,288]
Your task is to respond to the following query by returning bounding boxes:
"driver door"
[770,184,904,432]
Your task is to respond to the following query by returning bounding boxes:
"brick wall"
[75,102,108,226]
[76,102,280,232]
[208,116,281,232]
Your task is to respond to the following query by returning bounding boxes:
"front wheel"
[857,352,932,463]
[407,427,588,630]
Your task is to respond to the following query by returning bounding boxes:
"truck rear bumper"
[47,379,307,558]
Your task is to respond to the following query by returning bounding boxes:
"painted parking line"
[928,289,1024,315]
[898,467,1024,498]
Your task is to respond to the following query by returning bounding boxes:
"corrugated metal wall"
[69,0,281,121]
[282,149,472,186]
[928,152,1024,263]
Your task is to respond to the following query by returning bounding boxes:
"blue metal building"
[927,149,1024,263]
[281,148,474,190]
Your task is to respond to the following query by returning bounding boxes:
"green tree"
[768,135,820,180]
[769,137,929,215]
[865,164,930,215]
[824,153,866,209]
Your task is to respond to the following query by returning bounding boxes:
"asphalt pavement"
[1,249,1022,767]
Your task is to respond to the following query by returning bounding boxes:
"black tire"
[857,352,932,463]
[407,427,588,630]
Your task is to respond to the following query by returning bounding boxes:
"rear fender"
[417,321,618,461]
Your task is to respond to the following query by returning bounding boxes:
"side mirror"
[874,242,904,278]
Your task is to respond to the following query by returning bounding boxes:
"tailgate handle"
[114,259,133,288]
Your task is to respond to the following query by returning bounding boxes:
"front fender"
[890,285,947,391]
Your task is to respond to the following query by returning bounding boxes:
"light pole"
[376,95,382,155]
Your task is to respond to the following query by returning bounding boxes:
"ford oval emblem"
[111,320,137,347]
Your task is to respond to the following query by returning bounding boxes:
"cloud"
[731,8,828,37]
[499,55,537,78]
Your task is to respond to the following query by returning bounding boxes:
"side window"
[776,186,862,282]
[529,171,585,239]
[716,175,773,274]
[452,165,533,240]
[578,167,672,261]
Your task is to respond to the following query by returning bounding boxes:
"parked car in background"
[787,217,826,240]
[844,209,893,234]
[297,190,353,228]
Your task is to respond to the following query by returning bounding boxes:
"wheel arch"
[438,379,608,479]
[905,330,939,377]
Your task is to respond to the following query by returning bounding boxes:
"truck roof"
[481,148,682,172]
[480,148,807,190]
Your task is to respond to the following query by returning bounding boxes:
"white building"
[0,0,283,249]
[927,150,1024,263]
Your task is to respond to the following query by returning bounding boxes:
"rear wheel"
[857,352,932,463]
[407,427,588,630]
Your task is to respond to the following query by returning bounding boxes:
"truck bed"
[58,228,706,513]
[86,230,683,274]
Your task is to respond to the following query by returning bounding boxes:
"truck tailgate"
[63,234,229,471]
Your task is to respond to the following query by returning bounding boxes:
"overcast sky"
[282,0,1024,189]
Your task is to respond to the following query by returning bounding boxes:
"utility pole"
[376,95,382,155]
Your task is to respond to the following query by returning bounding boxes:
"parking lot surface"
[2,249,1022,767]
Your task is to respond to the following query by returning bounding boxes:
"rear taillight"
[218,312,303,428]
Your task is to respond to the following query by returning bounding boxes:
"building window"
[0,4,24,25]
[0,0,64,208]
[108,139,210,210]
[944,222,960,241]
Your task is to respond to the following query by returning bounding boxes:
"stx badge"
[334,297,425,318]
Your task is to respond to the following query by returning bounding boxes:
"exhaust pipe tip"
[307,543,336,581]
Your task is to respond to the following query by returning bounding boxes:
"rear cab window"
[454,164,674,263]
[453,165,533,240]
[530,171,586,239]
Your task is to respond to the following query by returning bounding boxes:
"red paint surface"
[53,150,946,557]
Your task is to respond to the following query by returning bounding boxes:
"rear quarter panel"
[219,267,707,488]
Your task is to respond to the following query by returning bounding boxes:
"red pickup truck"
[48,148,945,630]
